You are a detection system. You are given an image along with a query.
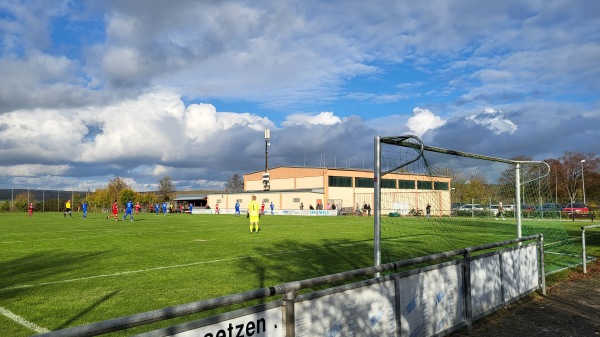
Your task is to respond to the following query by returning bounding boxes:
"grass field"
[1,212,599,337]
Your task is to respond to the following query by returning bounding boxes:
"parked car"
[488,204,500,215]
[521,204,535,212]
[458,204,484,211]
[536,203,563,212]
[503,204,515,211]
[562,202,590,214]
[451,203,465,210]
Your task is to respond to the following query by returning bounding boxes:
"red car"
[562,203,590,214]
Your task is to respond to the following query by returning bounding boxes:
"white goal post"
[373,135,552,268]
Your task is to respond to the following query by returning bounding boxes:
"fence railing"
[581,224,600,273]
[35,234,544,337]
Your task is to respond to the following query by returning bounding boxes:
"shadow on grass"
[239,237,374,291]
[0,250,109,299]
[56,290,119,330]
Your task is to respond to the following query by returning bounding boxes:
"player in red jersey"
[107,201,118,221]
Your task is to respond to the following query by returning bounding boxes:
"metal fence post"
[581,227,587,274]
[462,250,473,335]
[539,234,546,295]
[283,289,296,337]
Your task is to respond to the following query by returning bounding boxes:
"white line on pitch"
[1,243,358,291]
[0,306,49,334]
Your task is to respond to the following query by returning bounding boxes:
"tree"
[89,187,111,212]
[107,177,130,203]
[225,173,244,193]
[120,188,136,206]
[542,152,599,205]
[158,176,176,201]
[14,192,30,212]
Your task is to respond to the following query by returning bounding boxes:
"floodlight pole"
[581,159,586,204]
[264,129,270,173]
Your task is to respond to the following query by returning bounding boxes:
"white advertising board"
[502,245,539,301]
[295,280,397,337]
[167,307,283,337]
[191,209,338,216]
[398,264,463,337]
[470,255,502,317]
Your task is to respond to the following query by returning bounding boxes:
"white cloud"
[282,112,342,126]
[467,107,518,135]
[406,107,446,137]
[0,164,71,176]
[183,104,273,143]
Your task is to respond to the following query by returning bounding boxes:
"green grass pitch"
[1,212,598,336]
[1,212,375,336]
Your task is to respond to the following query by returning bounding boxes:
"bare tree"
[225,173,244,193]
[158,176,176,201]
[557,152,600,203]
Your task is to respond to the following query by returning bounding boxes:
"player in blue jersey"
[270,202,275,215]
[155,203,160,215]
[162,201,168,215]
[189,202,193,215]
[123,200,134,221]
[235,201,241,216]
[81,200,88,219]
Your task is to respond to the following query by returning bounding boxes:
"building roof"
[244,165,374,176]
[173,194,207,201]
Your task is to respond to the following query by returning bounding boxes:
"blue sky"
[0,0,599,192]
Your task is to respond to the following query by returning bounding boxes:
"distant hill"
[0,189,224,201]
[0,189,86,201]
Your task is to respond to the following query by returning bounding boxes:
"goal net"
[374,135,581,274]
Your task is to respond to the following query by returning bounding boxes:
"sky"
[0,0,599,192]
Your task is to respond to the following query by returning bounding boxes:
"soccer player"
[270,202,274,215]
[189,202,193,215]
[155,203,160,215]
[135,202,141,215]
[123,200,134,221]
[64,199,72,217]
[215,203,219,214]
[81,200,88,219]
[234,201,240,216]
[162,201,168,215]
[260,202,265,215]
[107,200,118,221]
[28,203,34,217]
[248,195,260,233]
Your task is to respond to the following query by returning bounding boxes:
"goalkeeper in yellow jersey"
[248,195,260,234]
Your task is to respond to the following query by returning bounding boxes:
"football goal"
[373,135,581,274]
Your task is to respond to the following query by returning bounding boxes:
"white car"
[458,204,484,211]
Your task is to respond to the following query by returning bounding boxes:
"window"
[328,176,353,187]
[293,198,300,203]
[236,199,242,203]
[434,182,449,190]
[381,179,397,188]
[417,181,433,190]
[399,179,415,189]
[355,177,374,188]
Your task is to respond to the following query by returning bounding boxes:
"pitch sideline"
[0,306,49,334]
